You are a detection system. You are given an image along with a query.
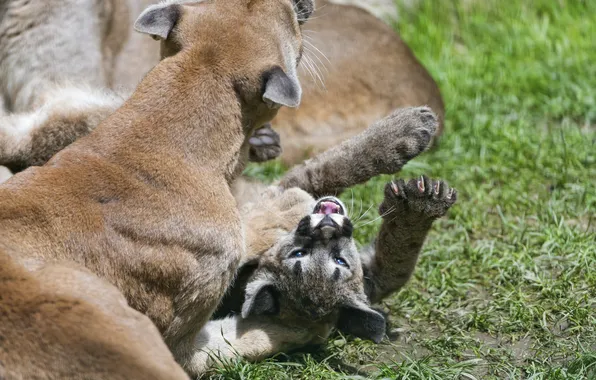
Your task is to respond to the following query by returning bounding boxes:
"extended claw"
[391,181,399,195]
[417,176,425,192]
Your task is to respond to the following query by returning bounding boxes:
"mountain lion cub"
[194,106,457,369]
[0,0,314,378]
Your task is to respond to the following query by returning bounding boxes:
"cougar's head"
[134,0,313,127]
[242,195,386,343]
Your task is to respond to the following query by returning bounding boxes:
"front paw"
[249,123,282,162]
[367,106,438,173]
[379,176,457,220]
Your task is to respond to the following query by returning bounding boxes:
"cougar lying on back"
[0,0,314,378]
[0,0,443,174]
[183,106,457,370]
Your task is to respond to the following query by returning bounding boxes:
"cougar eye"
[289,250,306,258]
[334,257,348,267]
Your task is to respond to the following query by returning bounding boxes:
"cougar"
[0,0,314,378]
[191,106,457,370]
[0,0,443,175]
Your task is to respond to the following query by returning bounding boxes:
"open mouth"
[313,197,345,216]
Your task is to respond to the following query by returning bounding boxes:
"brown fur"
[0,0,443,176]
[0,0,311,377]
[0,254,189,380]
[112,0,445,165]
[275,0,444,164]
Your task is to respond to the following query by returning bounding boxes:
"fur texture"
[0,0,449,374]
[0,0,443,177]
[275,0,445,164]
[0,0,312,378]
[0,254,189,380]
[195,107,457,369]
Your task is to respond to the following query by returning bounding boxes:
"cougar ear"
[337,299,386,343]
[241,280,280,318]
[134,3,181,40]
[263,66,302,109]
[293,0,314,24]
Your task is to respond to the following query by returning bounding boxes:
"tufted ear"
[134,3,181,40]
[337,299,386,343]
[241,280,280,318]
[293,0,314,24]
[263,66,302,109]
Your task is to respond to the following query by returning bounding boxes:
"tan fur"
[0,0,446,373]
[111,0,445,167]
[0,0,443,175]
[0,0,310,378]
[112,0,446,166]
[275,0,444,164]
[0,254,189,380]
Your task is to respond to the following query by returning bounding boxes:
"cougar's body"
[0,0,312,377]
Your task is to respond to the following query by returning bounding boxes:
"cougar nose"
[316,215,338,230]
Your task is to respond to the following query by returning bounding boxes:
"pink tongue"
[319,201,340,215]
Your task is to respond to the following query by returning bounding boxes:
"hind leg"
[0,87,124,171]
[0,0,121,112]
[0,0,128,171]
[0,258,190,380]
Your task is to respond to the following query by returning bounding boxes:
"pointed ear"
[134,3,181,40]
[263,66,302,109]
[241,280,280,318]
[337,300,386,343]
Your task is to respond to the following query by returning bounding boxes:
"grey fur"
[279,106,438,197]
[263,66,302,109]
[363,175,457,303]
[212,107,456,354]
[293,0,315,23]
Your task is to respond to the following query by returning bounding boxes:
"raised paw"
[365,106,439,174]
[249,123,282,162]
[379,175,457,220]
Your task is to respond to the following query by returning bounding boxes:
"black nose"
[316,215,338,230]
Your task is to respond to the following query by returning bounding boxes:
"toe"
[417,176,425,192]
[259,135,276,145]
[384,179,405,199]
[249,136,264,146]
[447,188,457,202]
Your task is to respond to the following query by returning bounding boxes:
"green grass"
[216,1,596,378]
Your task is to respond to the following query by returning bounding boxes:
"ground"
[209,1,596,378]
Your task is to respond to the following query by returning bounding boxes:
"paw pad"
[249,123,282,163]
